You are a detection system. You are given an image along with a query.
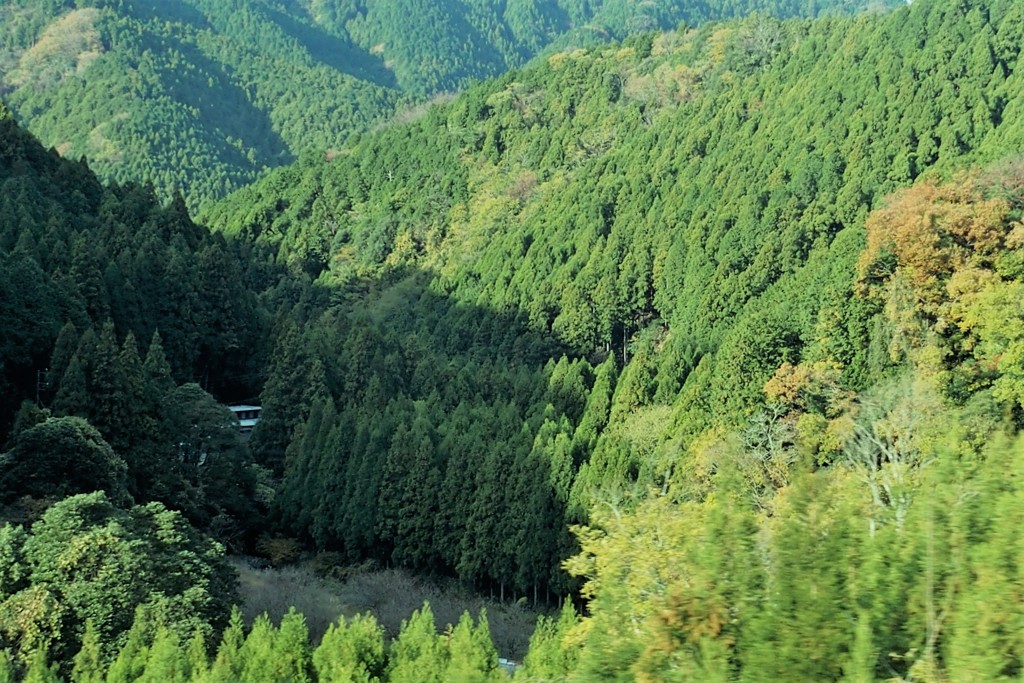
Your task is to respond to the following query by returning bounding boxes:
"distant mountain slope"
[210,0,1023,388]
[0,0,902,209]
[0,0,400,210]
[298,0,900,94]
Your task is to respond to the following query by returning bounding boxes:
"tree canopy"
[0,491,237,668]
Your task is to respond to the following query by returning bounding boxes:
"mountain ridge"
[0,0,903,209]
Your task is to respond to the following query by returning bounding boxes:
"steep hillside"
[201,1,1024,678]
[0,0,901,209]
[203,0,1024,614]
[211,0,1024,426]
[6,0,1024,679]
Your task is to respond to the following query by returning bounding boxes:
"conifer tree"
[239,615,279,683]
[251,321,314,474]
[433,403,477,572]
[278,395,337,536]
[130,330,180,503]
[207,607,245,683]
[69,238,108,322]
[137,628,188,683]
[274,610,312,683]
[511,420,563,598]
[377,413,441,569]
[518,601,580,682]
[572,356,616,458]
[114,332,151,480]
[22,648,59,683]
[105,610,152,683]
[70,621,104,683]
[0,651,13,683]
[46,321,79,400]
[444,611,503,683]
[388,604,447,683]
[89,321,131,450]
[184,629,209,682]
[142,331,175,407]
[51,352,89,418]
[312,614,387,683]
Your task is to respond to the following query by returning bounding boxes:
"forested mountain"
[208,0,1024,585]
[0,0,901,210]
[202,0,1024,678]
[5,0,1024,680]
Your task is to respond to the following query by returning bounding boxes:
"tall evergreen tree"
[69,621,104,683]
[388,604,446,683]
[377,412,441,569]
[207,608,245,683]
[444,611,503,683]
[142,331,174,407]
[251,321,314,475]
[45,321,79,402]
[22,648,59,683]
[312,614,387,683]
[51,352,88,418]
[85,321,132,449]
[137,628,188,683]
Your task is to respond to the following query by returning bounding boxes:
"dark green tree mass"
[0,416,129,508]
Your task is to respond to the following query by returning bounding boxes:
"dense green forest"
[206,0,1024,597]
[0,0,900,210]
[5,0,1024,680]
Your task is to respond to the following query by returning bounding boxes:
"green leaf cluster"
[0,492,237,671]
